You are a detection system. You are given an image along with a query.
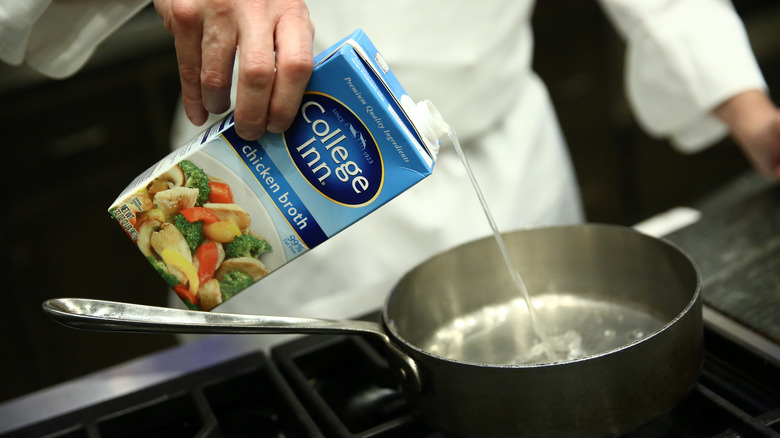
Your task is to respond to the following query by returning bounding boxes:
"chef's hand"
[714,89,780,180]
[153,0,314,140]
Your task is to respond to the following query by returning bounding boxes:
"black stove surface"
[3,317,779,438]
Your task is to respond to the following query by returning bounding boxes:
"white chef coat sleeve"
[0,0,150,79]
[597,0,767,153]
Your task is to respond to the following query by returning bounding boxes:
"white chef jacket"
[0,0,148,78]
[3,1,766,322]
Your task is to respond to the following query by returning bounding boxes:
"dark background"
[0,1,778,403]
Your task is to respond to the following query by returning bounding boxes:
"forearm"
[713,89,780,179]
[713,89,775,145]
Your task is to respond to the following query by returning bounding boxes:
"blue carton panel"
[109,29,435,311]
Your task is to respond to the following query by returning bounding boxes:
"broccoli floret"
[178,160,211,205]
[173,213,204,252]
[224,234,272,259]
[183,301,201,311]
[147,256,180,287]
[218,270,254,300]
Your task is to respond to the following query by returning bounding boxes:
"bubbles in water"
[420,294,665,365]
[511,330,585,364]
[551,330,585,360]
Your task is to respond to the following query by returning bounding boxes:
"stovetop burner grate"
[623,327,780,438]
[2,351,321,438]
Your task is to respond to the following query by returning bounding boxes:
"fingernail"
[266,117,292,134]
[237,127,263,141]
[187,110,207,127]
[266,122,285,134]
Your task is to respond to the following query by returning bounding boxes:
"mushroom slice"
[198,279,223,311]
[147,165,185,195]
[203,203,251,232]
[135,209,166,228]
[151,223,192,260]
[153,187,199,219]
[215,257,269,281]
[151,223,193,284]
[136,218,163,257]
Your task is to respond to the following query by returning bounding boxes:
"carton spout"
[401,96,449,160]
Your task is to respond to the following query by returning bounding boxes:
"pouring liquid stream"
[447,130,558,362]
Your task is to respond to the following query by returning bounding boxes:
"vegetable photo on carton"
[111,159,274,311]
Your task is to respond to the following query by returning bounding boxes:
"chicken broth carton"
[110,29,447,311]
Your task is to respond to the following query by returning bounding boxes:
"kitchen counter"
[665,171,780,365]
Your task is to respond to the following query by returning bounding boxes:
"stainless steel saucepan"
[43,224,702,438]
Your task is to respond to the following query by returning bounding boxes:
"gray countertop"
[665,171,780,350]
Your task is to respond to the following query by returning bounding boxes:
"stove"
[1,172,779,438]
[0,319,778,438]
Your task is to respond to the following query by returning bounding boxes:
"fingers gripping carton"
[109,29,448,311]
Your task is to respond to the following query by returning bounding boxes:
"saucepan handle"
[42,297,423,392]
[43,297,386,337]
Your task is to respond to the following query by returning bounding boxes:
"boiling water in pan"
[420,294,665,365]
[448,130,662,364]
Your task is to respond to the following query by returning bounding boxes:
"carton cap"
[401,95,449,159]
